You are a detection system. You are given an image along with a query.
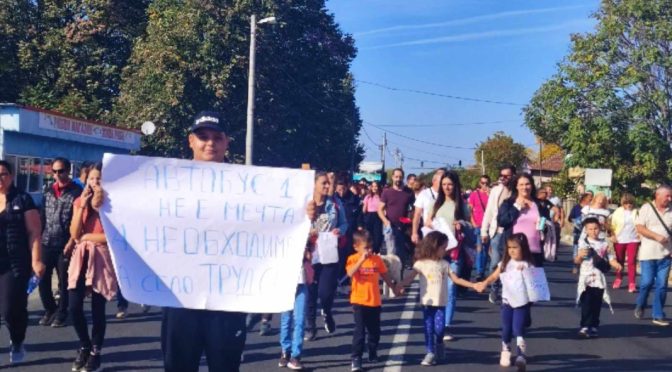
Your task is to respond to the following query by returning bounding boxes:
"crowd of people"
[0,110,670,372]
[273,162,671,371]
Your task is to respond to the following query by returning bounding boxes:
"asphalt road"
[3,245,671,371]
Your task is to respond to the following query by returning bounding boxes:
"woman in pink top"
[497,173,551,267]
[65,163,117,372]
[362,181,383,253]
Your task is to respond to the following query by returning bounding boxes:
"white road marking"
[384,282,418,371]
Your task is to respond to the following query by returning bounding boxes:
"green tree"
[525,0,672,194]
[474,131,528,180]
[114,0,363,169]
[0,0,37,102]
[16,0,150,118]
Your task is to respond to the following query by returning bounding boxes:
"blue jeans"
[488,232,504,293]
[445,259,461,327]
[474,227,490,277]
[636,257,671,320]
[422,306,445,353]
[280,284,308,358]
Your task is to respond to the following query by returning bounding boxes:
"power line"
[386,140,461,161]
[374,119,519,128]
[355,79,526,106]
[360,125,380,147]
[405,156,447,165]
[365,121,477,150]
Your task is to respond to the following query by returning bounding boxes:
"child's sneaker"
[612,278,622,289]
[514,355,527,371]
[420,352,436,366]
[578,327,590,339]
[589,327,599,338]
[628,283,637,293]
[499,350,511,367]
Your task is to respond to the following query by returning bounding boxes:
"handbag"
[584,238,610,273]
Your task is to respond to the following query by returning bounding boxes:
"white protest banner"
[424,218,459,250]
[99,154,314,313]
[500,267,551,308]
[500,270,528,308]
[522,267,551,303]
[316,232,339,264]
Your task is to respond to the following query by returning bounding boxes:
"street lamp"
[245,15,276,165]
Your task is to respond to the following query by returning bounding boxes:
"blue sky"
[326,0,601,172]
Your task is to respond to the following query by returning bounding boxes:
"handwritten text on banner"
[100,154,314,313]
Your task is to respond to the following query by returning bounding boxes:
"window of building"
[42,158,54,192]
[28,157,42,193]
[17,157,30,192]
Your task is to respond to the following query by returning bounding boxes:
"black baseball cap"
[190,111,226,133]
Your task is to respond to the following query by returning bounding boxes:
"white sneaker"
[442,333,454,342]
[499,350,511,367]
[420,352,436,366]
[578,327,590,338]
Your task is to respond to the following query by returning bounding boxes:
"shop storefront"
[0,103,141,203]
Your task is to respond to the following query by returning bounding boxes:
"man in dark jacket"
[39,157,82,327]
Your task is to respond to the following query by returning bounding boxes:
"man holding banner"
[159,111,248,371]
[100,109,315,371]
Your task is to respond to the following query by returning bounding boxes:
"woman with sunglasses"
[609,193,639,292]
[0,160,45,365]
[497,173,550,267]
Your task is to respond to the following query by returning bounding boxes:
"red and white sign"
[38,112,138,145]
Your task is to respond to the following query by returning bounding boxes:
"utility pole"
[245,15,276,165]
[539,140,543,187]
[245,14,257,166]
[380,133,387,185]
[380,132,387,167]
[394,148,401,168]
[481,149,485,174]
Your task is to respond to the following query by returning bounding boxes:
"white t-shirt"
[497,259,531,305]
[617,210,639,244]
[414,187,439,222]
[413,259,452,307]
[578,238,614,288]
[635,203,672,260]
